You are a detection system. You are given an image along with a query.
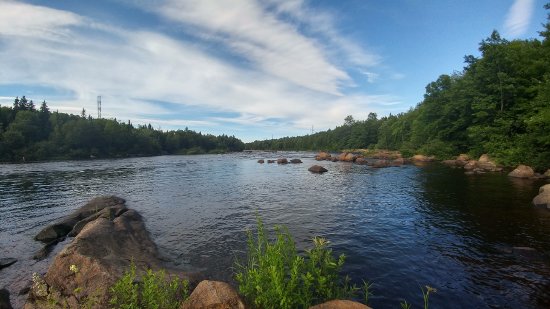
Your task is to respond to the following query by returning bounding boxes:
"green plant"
[362,280,373,305]
[421,285,437,309]
[400,300,412,309]
[235,217,357,309]
[109,262,189,309]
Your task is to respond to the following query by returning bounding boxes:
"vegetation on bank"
[234,217,435,309]
[246,4,550,170]
[0,98,244,162]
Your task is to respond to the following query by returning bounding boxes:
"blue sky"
[0,0,547,142]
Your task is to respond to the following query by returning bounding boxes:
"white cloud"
[0,1,399,141]
[504,0,535,38]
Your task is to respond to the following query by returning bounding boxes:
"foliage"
[110,263,190,309]
[235,217,357,309]
[245,3,550,170]
[0,100,244,162]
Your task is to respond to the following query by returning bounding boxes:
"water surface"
[1,153,549,308]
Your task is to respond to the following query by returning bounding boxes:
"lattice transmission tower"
[97,96,102,118]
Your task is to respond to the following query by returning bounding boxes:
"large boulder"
[308,165,328,174]
[34,196,125,243]
[181,280,245,309]
[309,300,371,309]
[315,152,331,161]
[338,153,356,162]
[508,165,535,178]
[533,184,550,210]
[25,198,192,309]
[0,289,13,309]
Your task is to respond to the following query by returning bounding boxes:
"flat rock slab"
[309,300,371,309]
[0,258,17,270]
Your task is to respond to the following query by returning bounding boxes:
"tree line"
[246,4,550,170]
[0,97,244,162]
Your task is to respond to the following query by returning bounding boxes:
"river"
[1,152,549,308]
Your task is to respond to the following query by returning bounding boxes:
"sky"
[0,0,547,142]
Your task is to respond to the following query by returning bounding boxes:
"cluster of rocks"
[315,151,406,168]
[12,196,370,309]
[442,154,503,174]
[257,158,302,164]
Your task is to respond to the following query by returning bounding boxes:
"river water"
[1,152,549,308]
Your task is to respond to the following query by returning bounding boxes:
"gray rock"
[0,258,17,270]
[257,159,264,164]
[290,159,303,164]
[277,158,288,164]
[0,289,12,309]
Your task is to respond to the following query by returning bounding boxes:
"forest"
[0,97,244,162]
[247,6,550,170]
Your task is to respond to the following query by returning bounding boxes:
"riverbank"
[4,196,370,309]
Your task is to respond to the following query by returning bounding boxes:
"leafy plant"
[109,262,189,309]
[235,217,357,309]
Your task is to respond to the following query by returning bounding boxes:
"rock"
[290,159,303,164]
[32,238,63,260]
[355,157,368,165]
[267,160,275,163]
[309,299,371,309]
[411,154,434,162]
[257,159,264,164]
[315,152,331,161]
[370,159,390,168]
[0,289,13,309]
[308,165,328,174]
[508,165,535,178]
[0,258,17,270]
[544,169,550,178]
[478,154,491,163]
[463,160,477,170]
[457,154,470,161]
[533,184,550,210]
[391,157,405,166]
[330,157,339,162]
[442,160,457,166]
[181,280,245,309]
[277,158,288,164]
[25,198,193,309]
[35,196,125,243]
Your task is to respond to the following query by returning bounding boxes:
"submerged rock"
[267,160,275,163]
[181,280,245,309]
[309,299,371,309]
[257,159,264,164]
[0,288,13,309]
[308,165,328,174]
[508,165,535,178]
[0,258,17,270]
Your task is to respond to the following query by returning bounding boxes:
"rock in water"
[508,165,535,178]
[355,157,368,165]
[290,159,303,164]
[277,158,288,164]
[181,280,245,309]
[533,184,550,210]
[257,159,264,164]
[25,198,194,308]
[315,152,331,161]
[0,258,17,270]
[309,299,371,309]
[308,165,328,173]
[0,289,13,309]
[34,196,125,243]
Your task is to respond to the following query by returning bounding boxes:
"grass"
[109,262,190,309]
[234,217,358,309]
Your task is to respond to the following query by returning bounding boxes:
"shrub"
[235,218,357,309]
[109,262,189,309]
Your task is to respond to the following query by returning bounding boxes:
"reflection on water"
[1,153,549,308]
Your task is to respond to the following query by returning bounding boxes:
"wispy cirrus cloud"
[504,0,535,38]
[0,0,398,141]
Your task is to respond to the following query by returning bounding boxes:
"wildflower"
[70,264,79,274]
[425,285,437,293]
